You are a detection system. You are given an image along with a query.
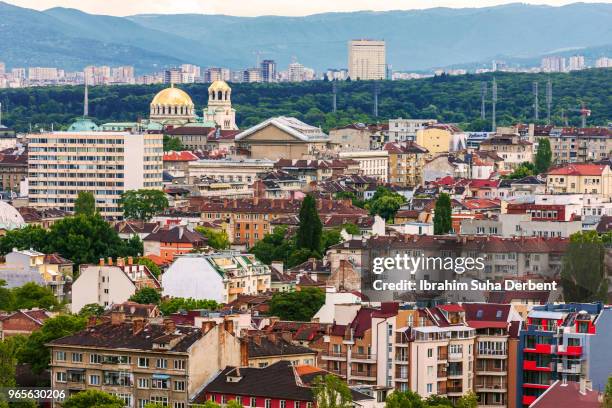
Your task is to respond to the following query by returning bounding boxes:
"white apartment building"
[541,56,566,73]
[27,125,163,218]
[568,55,585,71]
[338,150,389,182]
[187,158,275,184]
[28,67,60,81]
[348,40,386,80]
[388,118,438,142]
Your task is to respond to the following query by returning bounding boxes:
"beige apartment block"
[27,127,163,218]
[348,40,386,80]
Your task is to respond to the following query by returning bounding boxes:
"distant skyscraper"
[28,67,59,81]
[492,60,506,71]
[541,56,566,73]
[164,68,182,84]
[595,57,612,68]
[348,39,386,80]
[243,68,261,83]
[568,55,585,71]
[260,60,276,82]
[206,68,230,82]
[180,64,201,79]
[288,61,305,82]
[0,62,5,75]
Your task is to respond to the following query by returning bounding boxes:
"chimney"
[202,321,216,335]
[99,258,105,266]
[163,318,176,334]
[132,317,145,335]
[107,257,113,266]
[224,319,234,334]
[87,315,97,328]
[111,311,125,325]
[240,339,249,366]
[127,256,133,265]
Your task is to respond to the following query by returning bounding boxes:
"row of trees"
[3,69,610,133]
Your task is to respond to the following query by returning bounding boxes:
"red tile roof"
[531,381,601,408]
[163,151,199,162]
[547,163,607,176]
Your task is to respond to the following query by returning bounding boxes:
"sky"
[5,0,608,17]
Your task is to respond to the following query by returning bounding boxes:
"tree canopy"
[312,374,352,408]
[62,390,124,408]
[268,287,325,321]
[433,193,452,235]
[119,189,169,222]
[534,138,552,174]
[129,287,162,305]
[296,195,323,253]
[73,191,96,216]
[366,187,406,222]
[194,226,230,250]
[158,297,219,315]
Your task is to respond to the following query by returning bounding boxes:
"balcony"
[321,350,346,361]
[351,368,377,382]
[523,343,554,354]
[437,368,448,378]
[395,354,409,364]
[476,381,507,392]
[556,363,581,374]
[557,345,582,356]
[523,383,551,390]
[447,370,463,379]
[478,349,508,359]
[523,360,553,372]
[228,287,243,295]
[476,365,507,376]
[351,352,376,363]
[448,352,463,361]
[447,386,463,395]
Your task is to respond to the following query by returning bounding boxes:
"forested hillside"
[1,69,610,133]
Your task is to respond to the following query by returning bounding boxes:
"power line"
[480,82,487,120]
[546,79,552,125]
[492,78,497,132]
[373,82,380,117]
[533,81,539,121]
[332,81,337,113]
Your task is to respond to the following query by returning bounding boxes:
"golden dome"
[208,80,231,93]
[151,85,194,106]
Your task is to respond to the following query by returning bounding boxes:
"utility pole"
[546,79,552,124]
[373,82,380,117]
[83,80,89,117]
[492,78,498,132]
[480,82,487,120]
[332,81,337,113]
[533,81,539,121]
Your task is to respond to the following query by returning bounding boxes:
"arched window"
[210,91,215,100]
[218,90,223,100]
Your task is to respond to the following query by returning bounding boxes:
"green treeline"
[1,69,610,133]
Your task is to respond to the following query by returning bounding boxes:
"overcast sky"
[5,0,607,17]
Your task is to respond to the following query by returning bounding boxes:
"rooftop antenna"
[83,79,89,118]
[533,81,539,122]
[480,82,487,120]
[546,78,552,124]
[373,82,380,117]
[332,81,337,113]
[492,78,498,132]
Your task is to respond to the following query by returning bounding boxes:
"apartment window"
[250,397,257,407]
[152,379,169,389]
[56,372,66,383]
[138,378,150,389]
[426,383,433,393]
[89,375,100,385]
[150,396,168,405]
[138,357,149,368]
[265,399,272,408]
[236,396,243,406]
[222,396,228,404]
[72,352,83,363]
[173,403,186,408]
[55,351,66,361]
[174,380,186,392]
[280,401,287,408]
[156,358,168,369]
[90,354,102,364]
[174,359,186,370]
[427,348,433,358]
[138,399,149,408]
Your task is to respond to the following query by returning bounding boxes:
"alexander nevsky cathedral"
[148,80,237,130]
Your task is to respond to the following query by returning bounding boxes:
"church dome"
[151,86,194,106]
[208,80,231,93]
[0,201,25,231]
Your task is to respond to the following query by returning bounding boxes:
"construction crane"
[563,102,591,127]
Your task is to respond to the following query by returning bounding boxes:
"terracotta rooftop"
[547,163,607,176]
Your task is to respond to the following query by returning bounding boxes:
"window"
[72,352,83,363]
[174,380,186,392]
[280,401,286,408]
[174,359,186,370]
[427,348,433,358]
[90,354,101,364]
[222,395,228,404]
[138,357,149,368]
[250,397,257,407]
[150,396,168,405]
[174,403,186,408]
[427,366,433,376]
[265,399,272,408]
[426,383,433,393]
[138,378,149,389]
[56,372,66,383]
[55,351,66,361]
[152,379,169,389]
[89,375,100,385]
[156,358,168,369]
[236,396,243,405]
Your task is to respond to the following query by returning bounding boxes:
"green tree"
[249,226,294,265]
[0,225,49,256]
[137,257,161,278]
[78,303,105,318]
[11,283,60,311]
[367,187,405,222]
[0,337,20,387]
[561,231,609,302]
[342,223,360,235]
[455,392,478,408]
[225,401,243,408]
[62,390,124,408]
[296,195,323,253]
[0,280,14,311]
[268,287,325,321]
[312,374,352,408]
[504,162,536,179]
[385,390,425,408]
[534,138,552,174]
[144,404,166,408]
[18,314,86,373]
[73,191,96,216]
[158,297,219,315]
[163,135,184,152]
[120,189,169,221]
[424,394,452,407]
[321,229,342,253]
[433,193,452,235]
[129,287,161,305]
[195,226,230,250]
[604,376,612,408]
[47,214,139,266]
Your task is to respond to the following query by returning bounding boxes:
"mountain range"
[0,1,611,73]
